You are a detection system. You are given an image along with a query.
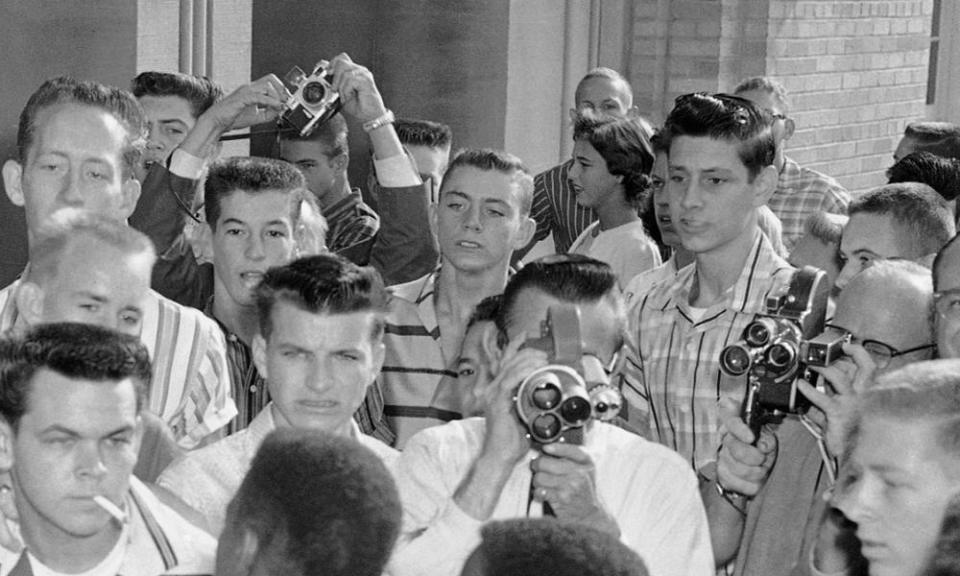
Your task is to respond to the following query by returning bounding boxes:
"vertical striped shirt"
[530,160,598,254]
[379,270,460,448]
[325,189,381,265]
[0,280,236,449]
[769,157,849,252]
[622,233,792,470]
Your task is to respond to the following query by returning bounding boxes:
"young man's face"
[2,104,140,239]
[456,320,494,417]
[253,301,384,435]
[136,95,197,182]
[5,370,140,543]
[434,166,534,273]
[835,213,907,291]
[210,190,298,309]
[32,236,152,336]
[935,243,960,359]
[568,139,620,210]
[650,150,680,248]
[667,136,770,257]
[279,139,341,207]
[835,416,960,576]
[573,76,633,118]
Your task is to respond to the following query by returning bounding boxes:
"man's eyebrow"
[221,217,248,227]
[73,291,107,303]
[158,118,189,128]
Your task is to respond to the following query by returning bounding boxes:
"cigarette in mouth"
[92,495,127,524]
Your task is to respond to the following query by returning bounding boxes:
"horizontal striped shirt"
[530,160,597,254]
[769,157,849,251]
[0,280,236,449]
[622,232,792,470]
[379,270,460,448]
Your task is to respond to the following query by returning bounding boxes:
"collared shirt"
[379,270,459,448]
[0,477,216,576]
[569,219,662,284]
[624,232,792,469]
[325,190,381,265]
[769,157,849,251]
[158,404,399,535]
[623,255,683,310]
[203,299,269,435]
[0,281,236,449]
[530,160,597,254]
[391,418,714,576]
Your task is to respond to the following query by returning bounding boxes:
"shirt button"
[250,385,258,394]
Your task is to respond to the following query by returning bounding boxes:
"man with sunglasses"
[733,77,849,251]
[709,259,936,574]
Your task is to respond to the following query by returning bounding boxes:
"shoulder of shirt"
[591,422,694,473]
[402,417,485,456]
[150,290,221,331]
[387,271,435,304]
[128,477,217,556]
[534,161,571,181]
[783,156,847,191]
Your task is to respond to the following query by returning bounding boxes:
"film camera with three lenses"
[719,266,844,437]
[281,61,343,137]
[514,305,622,445]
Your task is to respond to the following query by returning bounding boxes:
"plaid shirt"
[622,232,792,469]
[325,189,380,265]
[769,157,849,251]
[530,160,597,253]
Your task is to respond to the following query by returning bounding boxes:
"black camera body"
[719,266,839,437]
[281,62,342,137]
[514,305,622,446]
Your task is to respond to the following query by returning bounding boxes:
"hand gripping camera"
[514,304,623,446]
[281,61,343,137]
[718,266,844,438]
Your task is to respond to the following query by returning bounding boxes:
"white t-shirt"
[569,220,661,284]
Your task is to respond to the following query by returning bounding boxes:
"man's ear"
[752,164,779,207]
[372,340,386,383]
[14,282,44,326]
[513,215,536,251]
[568,108,578,125]
[252,334,269,380]
[2,160,25,208]
[481,323,503,369]
[197,223,215,263]
[119,177,142,220]
[332,152,349,175]
[782,118,796,142]
[0,419,15,472]
[233,528,261,576]
[428,202,439,240]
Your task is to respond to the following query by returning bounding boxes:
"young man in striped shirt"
[380,149,535,447]
[0,77,236,448]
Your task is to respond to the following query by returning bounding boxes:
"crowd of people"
[0,50,958,576]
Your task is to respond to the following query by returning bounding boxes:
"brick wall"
[630,0,932,193]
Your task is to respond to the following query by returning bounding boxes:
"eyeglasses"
[935,288,960,321]
[823,324,935,368]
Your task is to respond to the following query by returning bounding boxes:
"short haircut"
[280,112,348,159]
[887,151,960,202]
[204,156,310,231]
[131,71,223,118]
[575,67,634,108]
[17,77,147,178]
[800,211,846,271]
[0,322,152,430]
[441,148,534,216]
[256,253,388,340]
[30,211,157,285]
[496,254,621,343]
[733,76,791,113]
[572,112,655,207]
[475,518,649,576]
[934,234,960,292]
[660,92,776,181]
[848,182,955,259]
[853,360,960,473]
[467,294,503,331]
[904,122,960,161]
[395,118,452,149]
[225,428,401,576]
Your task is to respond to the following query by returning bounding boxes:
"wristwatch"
[362,109,395,133]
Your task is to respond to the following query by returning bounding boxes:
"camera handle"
[741,376,765,444]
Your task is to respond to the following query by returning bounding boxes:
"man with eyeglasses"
[707,259,936,574]
[734,77,850,251]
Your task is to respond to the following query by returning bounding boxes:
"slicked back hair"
[395,118,452,149]
[17,76,148,179]
[280,112,349,160]
[225,429,401,576]
[475,518,649,576]
[887,151,960,202]
[441,148,534,216]
[30,210,156,285]
[0,322,151,430]
[131,71,223,118]
[256,253,388,341]
[204,156,309,232]
[904,122,960,161]
[573,112,655,207]
[848,182,955,260]
[467,294,503,332]
[660,92,776,181]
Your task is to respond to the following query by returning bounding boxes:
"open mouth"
[240,272,265,288]
[456,240,482,249]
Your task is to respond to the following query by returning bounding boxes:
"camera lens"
[532,414,561,441]
[302,81,326,105]
[531,382,561,410]
[745,320,773,347]
[765,342,796,374]
[720,345,752,376]
[559,396,592,425]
